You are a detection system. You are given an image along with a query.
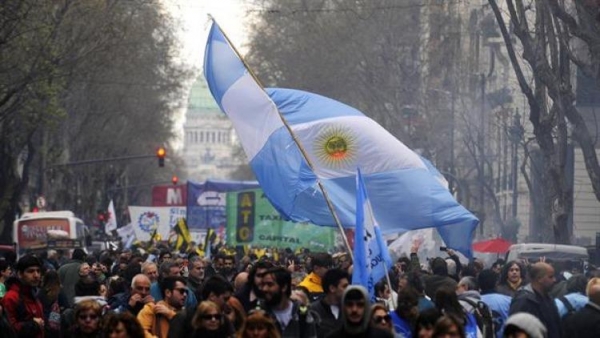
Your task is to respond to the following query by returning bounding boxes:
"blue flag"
[204,21,478,257]
[352,169,393,302]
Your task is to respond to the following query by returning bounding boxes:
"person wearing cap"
[58,248,87,307]
[503,313,547,338]
[326,285,393,338]
[1,254,45,338]
[562,277,600,338]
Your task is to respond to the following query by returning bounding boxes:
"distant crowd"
[0,239,598,338]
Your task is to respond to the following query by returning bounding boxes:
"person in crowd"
[221,255,237,283]
[370,303,393,335]
[38,270,68,338]
[116,274,155,315]
[298,252,333,301]
[390,287,419,338]
[201,274,234,316]
[554,273,588,317]
[326,285,392,338]
[414,308,442,338]
[432,315,465,338]
[58,248,87,306]
[309,268,349,338]
[102,312,145,338]
[375,280,397,310]
[562,277,600,338]
[43,250,60,271]
[187,256,206,299]
[503,313,547,338]
[74,276,106,304]
[0,259,12,298]
[234,271,249,294]
[149,261,197,309]
[491,260,504,275]
[228,296,247,331]
[456,277,481,313]
[2,255,44,338]
[188,300,233,338]
[509,262,561,338]
[157,250,172,265]
[141,263,159,284]
[236,309,281,338]
[236,260,274,312]
[434,287,479,338]
[497,261,525,297]
[291,288,310,306]
[259,266,319,338]
[68,299,103,338]
[137,276,187,338]
[422,256,457,300]
[478,269,511,338]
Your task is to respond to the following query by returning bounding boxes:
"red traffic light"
[172,175,179,185]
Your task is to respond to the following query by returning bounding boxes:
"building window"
[200,131,204,143]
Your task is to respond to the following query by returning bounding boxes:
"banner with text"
[187,180,259,230]
[226,189,336,252]
[128,206,186,242]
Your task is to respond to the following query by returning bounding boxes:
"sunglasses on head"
[201,314,222,321]
[374,314,391,324]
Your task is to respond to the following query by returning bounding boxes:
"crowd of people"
[0,239,598,338]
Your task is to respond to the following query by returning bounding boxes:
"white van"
[506,243,589,262]
[13,211,90,255]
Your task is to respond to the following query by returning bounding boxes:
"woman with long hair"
[67,299,103,338]
[102,312,145,338]
[497,261,526,297]
[237,309,280,338]
[190,300,233,338]
[434,287,478,338]
[432,315,466,338]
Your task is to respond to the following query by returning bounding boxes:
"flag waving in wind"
[353,169,393,302]
[204,21,478,257]
[105,200,118,235]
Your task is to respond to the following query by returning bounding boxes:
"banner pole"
[209,17,354,260]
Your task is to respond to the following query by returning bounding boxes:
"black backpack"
[462,298,495,338]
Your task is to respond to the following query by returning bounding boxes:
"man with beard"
[236,260,274,312]
[2,255,45,338]
[326,285,393,338]
[260,266,319,338]
[138,276,187,338]
[220,255,237,283]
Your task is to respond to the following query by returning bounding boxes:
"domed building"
[182,75,241,180]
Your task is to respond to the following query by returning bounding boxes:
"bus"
[13,211,90,255]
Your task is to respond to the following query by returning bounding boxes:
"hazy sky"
[165,0,249,69]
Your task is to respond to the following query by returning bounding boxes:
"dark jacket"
[106,291,145,315]
[1,277,44,338]
[325,285,393,338]
[309,298,341,338]
[234,283,260,313]
[263,300,319,338]
[562,302,600,338]
[509,284,561,338]
[57,259,83,307]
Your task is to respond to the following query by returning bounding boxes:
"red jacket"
[1,277,44,338]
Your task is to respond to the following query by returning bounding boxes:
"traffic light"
[172,175,178,185]
[156,146,166,167]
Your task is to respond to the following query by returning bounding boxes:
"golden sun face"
[314,126,357,169]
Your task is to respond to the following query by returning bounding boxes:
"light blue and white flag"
[353,169,393,302]
[204,21,478,257]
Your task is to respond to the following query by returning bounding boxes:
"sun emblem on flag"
[314,126,356,168]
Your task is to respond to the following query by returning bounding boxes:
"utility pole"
[478,74,486,235]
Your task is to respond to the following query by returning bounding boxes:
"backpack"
[462,298,495,338]
[559,295,576,318]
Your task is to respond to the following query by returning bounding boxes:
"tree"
[488,0,600,243]
[0,0,190,240]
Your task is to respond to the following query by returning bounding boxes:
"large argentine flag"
[204,21,478,257]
